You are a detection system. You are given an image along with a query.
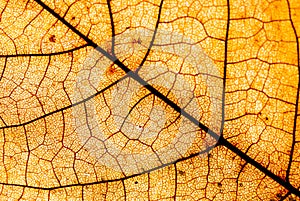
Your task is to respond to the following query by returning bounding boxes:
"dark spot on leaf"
[49,35,56,42]
[71,16,75,20]
[107,47,112,54]
[107,65,117,75]
[217,182,222,187]
[239,183,243,187]
[137,37,141,44]
[178,170,185,175]
[134,181,138,184]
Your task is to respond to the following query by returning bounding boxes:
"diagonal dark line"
[286,0,300,183]
[0,116,7,126]
[223,136,300,197]
[0,44,90,58]
[219,0,230,137]
[23,0,300,197]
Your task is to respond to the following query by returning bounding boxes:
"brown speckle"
[178,170,185,176]
[49,35,56,42]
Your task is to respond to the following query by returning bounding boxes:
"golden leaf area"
[0,0,300,200]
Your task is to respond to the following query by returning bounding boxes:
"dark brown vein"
[220,0,230,137]
[0,44,89,58]
[107,0,116,56]
[136,0,164,73]
[0,76,127,130]
[7,0,298,197]
[286,0,300,184]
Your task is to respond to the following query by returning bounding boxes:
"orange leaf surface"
[0,0,300,200]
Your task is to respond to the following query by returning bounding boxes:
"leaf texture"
[0,0,300,200]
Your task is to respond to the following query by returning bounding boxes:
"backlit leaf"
[0,0,299,200]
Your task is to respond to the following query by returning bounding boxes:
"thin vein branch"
[25,0,300,197]
[286,0,300,183]
[0,44,89,58]
[136,0,164,72]
[107,0,116,55]
[220,0,230,137]
[0,76,127,129]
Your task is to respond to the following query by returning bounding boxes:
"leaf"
[0,0,299,200]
